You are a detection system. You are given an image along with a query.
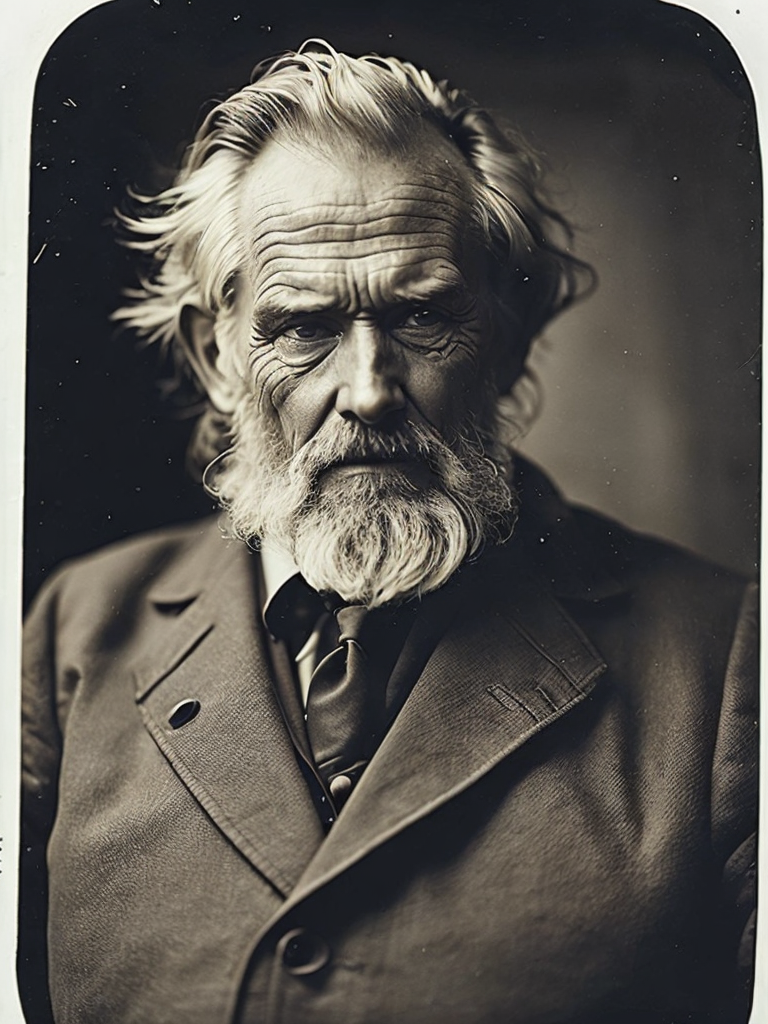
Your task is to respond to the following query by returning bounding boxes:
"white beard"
[209,400,517,607]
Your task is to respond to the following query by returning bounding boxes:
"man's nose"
[334,325,406,425]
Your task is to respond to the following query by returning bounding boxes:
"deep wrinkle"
[250,297,482,362]
[221,137,498,455]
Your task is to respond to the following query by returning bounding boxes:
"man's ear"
[178,304,239,414]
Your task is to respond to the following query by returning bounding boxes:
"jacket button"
[168,699,201,729]
[277,928,331,975]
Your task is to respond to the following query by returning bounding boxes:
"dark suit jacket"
[20,463,757,1024]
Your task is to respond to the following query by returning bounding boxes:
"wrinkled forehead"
[236,127,483,269]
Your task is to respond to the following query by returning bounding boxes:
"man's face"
[226,131,501,470]
[208,130,516,605]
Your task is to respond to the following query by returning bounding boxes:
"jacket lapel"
[131,461,624,920]
[270,571,610,919]
[132,524,325,898]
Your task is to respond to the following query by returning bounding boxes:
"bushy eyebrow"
[251,280,476,335]
[250,299,341,338]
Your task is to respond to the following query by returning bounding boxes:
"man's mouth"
[336,452,411,466]
[319,451,432,483]
[325,454,413,473]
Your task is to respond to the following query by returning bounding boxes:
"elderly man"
[20,43,756,1024]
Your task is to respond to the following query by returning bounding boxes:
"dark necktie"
[265,573,419,815]
[306,604,385,807]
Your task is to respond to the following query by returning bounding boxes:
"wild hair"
[113,40,593,473]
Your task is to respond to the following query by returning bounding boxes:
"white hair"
[113,40,592,472]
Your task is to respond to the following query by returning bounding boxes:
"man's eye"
[270,318,342,366]
[282,321,341,344]
[389,307,452,350]
[401,308,443,329]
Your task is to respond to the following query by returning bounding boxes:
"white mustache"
[288,421,450,484]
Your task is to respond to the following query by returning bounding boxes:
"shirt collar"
[261,538,303,618]
[262,540,303,610]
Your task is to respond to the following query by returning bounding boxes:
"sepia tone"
[19,2,759,1022]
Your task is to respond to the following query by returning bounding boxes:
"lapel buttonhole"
[488,684,540,722]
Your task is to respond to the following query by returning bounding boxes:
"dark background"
[25,0,761,608]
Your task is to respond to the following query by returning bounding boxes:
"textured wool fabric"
[19,460,757,1024]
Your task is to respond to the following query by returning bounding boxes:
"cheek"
[242,346,302,453]
[250,347,332,452]
[406,334,493,432]
[407,362,482,431]
[249,346,295,409]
